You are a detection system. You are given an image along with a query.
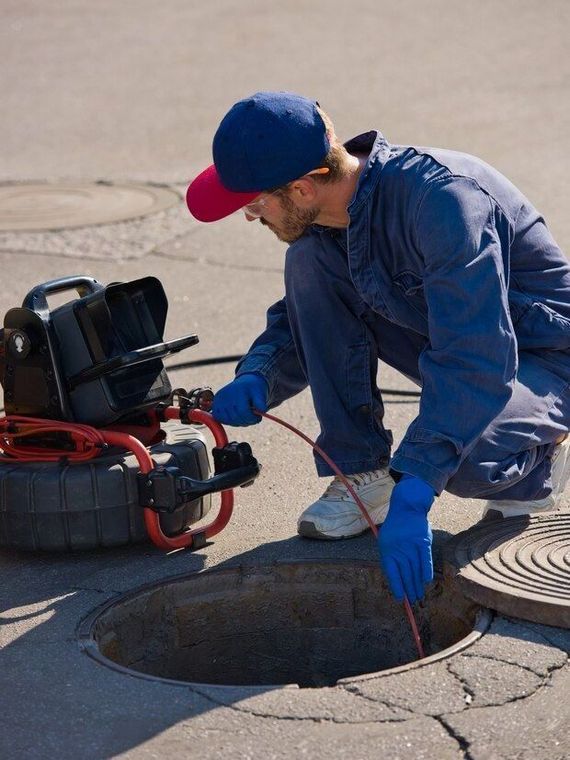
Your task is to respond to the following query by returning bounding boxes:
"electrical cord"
[166,354,421,397]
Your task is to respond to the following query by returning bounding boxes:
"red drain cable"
[254,409,425,660]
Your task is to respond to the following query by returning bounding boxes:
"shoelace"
[323,470,382,500]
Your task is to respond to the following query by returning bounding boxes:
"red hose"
[0,416,106,462]
[254,409,425,660]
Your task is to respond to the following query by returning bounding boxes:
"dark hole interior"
[91,562,480,688]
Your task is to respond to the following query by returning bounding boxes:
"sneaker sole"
[480,505,558,521]
[479,508,507,523]
[297,519,372,540]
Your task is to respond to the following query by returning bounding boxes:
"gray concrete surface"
[1,1,569,758]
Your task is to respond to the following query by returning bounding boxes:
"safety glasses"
[243,188,283,218]
[243,167,330,218]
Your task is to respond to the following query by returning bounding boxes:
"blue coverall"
[236,131,570,501]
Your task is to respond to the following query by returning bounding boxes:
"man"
[186,91,570,604]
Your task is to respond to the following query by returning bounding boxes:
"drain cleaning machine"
[0,275,260,551]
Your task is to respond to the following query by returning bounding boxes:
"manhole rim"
[0,179,182,232]
[77,559,492,690]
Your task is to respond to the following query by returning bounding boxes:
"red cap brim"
[186,164,259,222]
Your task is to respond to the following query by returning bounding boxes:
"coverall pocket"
[510,293,570,350]
[406,426,464,455]
[393,270,425,296]
[393,271,427,318]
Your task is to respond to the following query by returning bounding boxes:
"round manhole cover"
[80,561,489,688]
[444,513,570,628]
[0,182,180,231]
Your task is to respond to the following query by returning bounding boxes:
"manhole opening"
[86,561,483,688]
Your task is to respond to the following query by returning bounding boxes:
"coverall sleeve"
[235,297,308,407]
[389,176,518,493]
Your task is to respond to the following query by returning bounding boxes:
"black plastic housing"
[0,276,198,425]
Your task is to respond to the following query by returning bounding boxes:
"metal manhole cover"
[444,513,570,628]
[0,182,180,231]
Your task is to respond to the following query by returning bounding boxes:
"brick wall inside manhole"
[84,561,487,688]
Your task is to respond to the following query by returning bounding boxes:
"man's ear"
[288,177,318,204]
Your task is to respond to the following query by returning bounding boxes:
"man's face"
[245,190,319,243]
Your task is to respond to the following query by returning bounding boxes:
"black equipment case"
[1,275,198,425]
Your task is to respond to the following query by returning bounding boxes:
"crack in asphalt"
[187,683,411,724]
[446,653,568,715]
[0,244,285,274]
[3,588,568,745]
[187,682,476,760]
[328,647,568,725]
[446,658,476,703]
[457,649,569,678]
[338,683,416,718]
[149,246,284,274]
[436,660,570,760]
[434,714,475,760]
[70,635,570,757]
[446,652,566,712]
[0,247,130,263]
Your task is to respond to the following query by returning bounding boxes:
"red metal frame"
[101,407,234,550]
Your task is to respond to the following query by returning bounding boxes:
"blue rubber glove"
[378,475,435,603]
[211,373,269,426]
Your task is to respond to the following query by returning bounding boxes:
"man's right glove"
[378,475,435,603]
[211,373,269,426]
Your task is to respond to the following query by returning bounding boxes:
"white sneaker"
[297,468,394,539]
[482,436,570,520]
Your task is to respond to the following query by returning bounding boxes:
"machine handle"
[138,454,260,513]
[67,334,199,389]
[23,276,104,316]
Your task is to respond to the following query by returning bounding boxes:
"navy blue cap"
[186,91,330,222]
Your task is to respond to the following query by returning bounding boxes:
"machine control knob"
[7,329,32,360]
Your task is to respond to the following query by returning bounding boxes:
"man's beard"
[260,192,319,243]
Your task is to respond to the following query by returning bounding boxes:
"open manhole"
[80,561,490,688]
[0,181,180,231]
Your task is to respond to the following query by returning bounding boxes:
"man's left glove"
[378,475,435,603]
